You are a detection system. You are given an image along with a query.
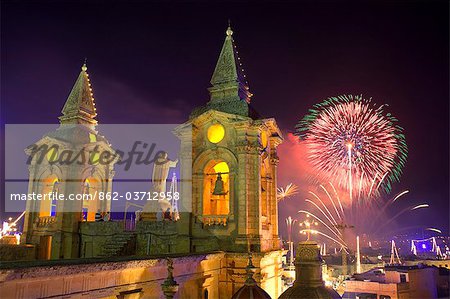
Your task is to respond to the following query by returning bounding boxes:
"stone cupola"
[278,241,341,299]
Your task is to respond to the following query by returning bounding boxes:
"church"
[1,25,286,299]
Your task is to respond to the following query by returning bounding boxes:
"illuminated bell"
[212,173,227,195]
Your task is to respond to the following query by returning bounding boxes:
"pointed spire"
[207,23,252,117]
[59,62,97,125]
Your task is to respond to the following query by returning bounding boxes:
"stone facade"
[0,252,283,298]
[175,109,282,253]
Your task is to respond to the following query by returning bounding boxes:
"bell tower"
[175,26,283,253]
[22,63,118,259]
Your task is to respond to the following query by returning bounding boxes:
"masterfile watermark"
[4,124,192,213]
[27,141,173,170]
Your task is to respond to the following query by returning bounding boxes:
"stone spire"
[59,62,97,125]
[207,24,253,117]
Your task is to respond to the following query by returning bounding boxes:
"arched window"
[50,181,59,216]
[203,160,230,216]
[260,159,269,217]
[39,176,59,217]
[82,177,99,221]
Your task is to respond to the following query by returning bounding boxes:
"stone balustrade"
[35,216,56,227]
[200,215,228,226]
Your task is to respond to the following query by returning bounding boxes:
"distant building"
[343,264,449,299]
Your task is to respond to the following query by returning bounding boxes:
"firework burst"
[296,95,407,198]
[277,183,299,201]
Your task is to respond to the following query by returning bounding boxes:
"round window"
[207,124,225,144]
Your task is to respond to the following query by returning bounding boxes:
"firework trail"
[426,228,442,234]
[277,183,299,201]
[296,95,408,199]
[299,185,426,248]
[300,229,348,249]
[371,203,429,235]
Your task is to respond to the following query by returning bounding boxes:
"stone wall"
[0,244,36,261]
[0,250,283,299]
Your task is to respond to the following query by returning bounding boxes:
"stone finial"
[226,25,233,36]
[161,258,179,299]
[82,58,88,71]
[244,252,257,286]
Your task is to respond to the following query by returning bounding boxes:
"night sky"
[2,1,449,237]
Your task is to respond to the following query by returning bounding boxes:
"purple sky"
[1,1,449,237]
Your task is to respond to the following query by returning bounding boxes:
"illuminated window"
[207,124,225,144]
[46,146,58,162]
[39,176,59,217]
[261,131,268,148]
[89,133,97,143]
[89,152,100,165]
[260,160,269,217]
[50,181,59,216]
[82,178,99,221]
[203,160,230,215]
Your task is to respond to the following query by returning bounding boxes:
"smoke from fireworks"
[296,95,407,199]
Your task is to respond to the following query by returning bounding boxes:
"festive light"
[0,211,25,244]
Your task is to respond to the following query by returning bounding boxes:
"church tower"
[22,64,118,259]
[175,25,283,253]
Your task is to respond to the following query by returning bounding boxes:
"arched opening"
[203,160,230,216]
[81,177,100,221]
[39,175,59,217]
[261,159,269,218]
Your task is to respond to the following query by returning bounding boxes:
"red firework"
[296,95,407,199]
